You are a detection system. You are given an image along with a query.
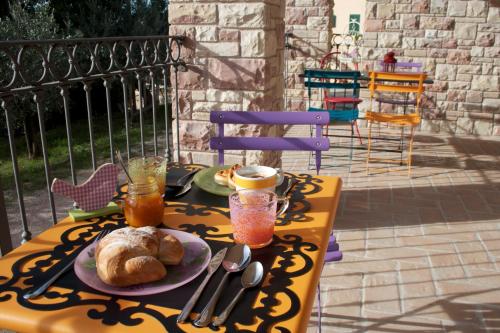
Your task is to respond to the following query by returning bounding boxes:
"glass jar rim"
[128,178,159,195]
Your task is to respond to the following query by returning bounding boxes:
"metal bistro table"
[0,166,342,333]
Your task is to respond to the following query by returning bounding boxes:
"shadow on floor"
[311,291,499,332]
[333,182,500,229]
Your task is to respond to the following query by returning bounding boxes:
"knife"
[177,247,228,323]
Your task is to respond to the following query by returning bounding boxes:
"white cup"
[233,166,284,192]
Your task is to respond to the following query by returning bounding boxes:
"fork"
[174,176,195,198]
[167,168,200,189]
[23,229,111,299]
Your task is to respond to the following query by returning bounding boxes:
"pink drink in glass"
[229,190,277,249]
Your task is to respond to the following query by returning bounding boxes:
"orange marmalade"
[124,179,164,227]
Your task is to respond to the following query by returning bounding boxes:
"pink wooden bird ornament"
[51,163,120,212]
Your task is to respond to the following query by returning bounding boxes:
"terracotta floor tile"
[399,262,434,284]
[366,247,428,265]
[394,226,424,237]
[330,255,399,274]
[432,266,467,282]
[320,270,363,290]
[361,310,445,332]
[429,253,462,268]
[402,281,437,298]
[397,235,456,253]
[437,281,500,303]
[403,296,484,325]
[364,286,402,314]
[367,227,394,240]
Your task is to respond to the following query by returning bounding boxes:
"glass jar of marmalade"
[124,178,164,227]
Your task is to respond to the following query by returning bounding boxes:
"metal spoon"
[212,261,264,327]
[193,244,251,327]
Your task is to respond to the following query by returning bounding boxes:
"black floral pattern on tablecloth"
[0,168,324,332]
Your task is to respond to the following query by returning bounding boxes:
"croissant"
[95,227,184,287]
[214,164,241,188]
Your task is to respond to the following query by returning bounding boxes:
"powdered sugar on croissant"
[95,227,184,287]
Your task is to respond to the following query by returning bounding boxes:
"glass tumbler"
[128,156,166,195]
[229,189,278,249]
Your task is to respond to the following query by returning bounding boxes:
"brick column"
[169,1,285,166]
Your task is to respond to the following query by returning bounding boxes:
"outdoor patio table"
[0,166,342,333]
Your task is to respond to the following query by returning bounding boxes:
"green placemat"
[193,166,233,196]
[69,202,122,221]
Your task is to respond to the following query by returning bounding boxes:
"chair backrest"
[320,52,341,70]
[303,69,362,121]
[209,111,330,174]
[378,61,423,73]
[368,71,427,113]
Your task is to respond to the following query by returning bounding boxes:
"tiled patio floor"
[283,125,500,332]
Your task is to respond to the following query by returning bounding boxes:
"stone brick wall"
[169,1,285,165]
[284,0,333,111]
[169,0,499,168]
[360,0,500,135]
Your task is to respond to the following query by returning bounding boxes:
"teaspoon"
[193,244,251,327]
[212,261,264,327]
[115,150,134,184]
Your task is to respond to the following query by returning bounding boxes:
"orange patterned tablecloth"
[0,173,341,333]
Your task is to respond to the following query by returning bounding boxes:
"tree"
[47,0,167,38]
[0,0,169,158]
[0,1,62,158]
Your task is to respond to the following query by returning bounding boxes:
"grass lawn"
[0,110,168,194]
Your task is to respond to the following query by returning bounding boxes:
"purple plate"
[74,229,211,296]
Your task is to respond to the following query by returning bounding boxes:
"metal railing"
[0,35,187,253]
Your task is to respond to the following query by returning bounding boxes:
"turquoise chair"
[304,69,363,160]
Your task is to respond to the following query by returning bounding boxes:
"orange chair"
[365,71,427,175]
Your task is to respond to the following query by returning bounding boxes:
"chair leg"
[366,121,373,175]
[408,126,415,176]
[378,100,381,137]
[354,119,363,144]
[349,122,354,162]
[316,151,321,175]
[399,126,405,166]
[317,282,322,333]
[308,125,313,170]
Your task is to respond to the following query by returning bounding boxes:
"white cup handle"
[275,168,284,186]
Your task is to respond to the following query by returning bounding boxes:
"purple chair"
[376,61,424,109]
[379,61,423,73]
[316,234,342,332]
[209,111,330,174]
[210,111,340,332]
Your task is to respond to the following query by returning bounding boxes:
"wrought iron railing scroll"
[0,36,186,250]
